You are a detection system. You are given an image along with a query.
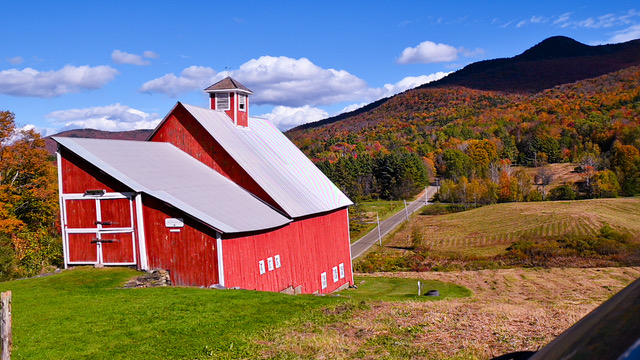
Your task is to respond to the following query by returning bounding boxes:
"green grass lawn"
[340,276,471,302]
[0,267,468,359]
[0,267,342,359]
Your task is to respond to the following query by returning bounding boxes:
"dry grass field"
[259,267,640,359]
[516,163,583,188]
[389,197,640,259]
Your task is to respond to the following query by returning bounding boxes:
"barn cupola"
[205,77,253,127]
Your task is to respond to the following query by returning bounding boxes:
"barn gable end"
[148,103,283,212]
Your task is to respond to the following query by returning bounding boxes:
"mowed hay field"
[266,268,640,359]
[391,197,640,258]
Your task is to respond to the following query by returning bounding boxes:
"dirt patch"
[261,267,640,359]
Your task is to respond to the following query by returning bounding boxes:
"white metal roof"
[54,137,291,234]
[179,103,353,218]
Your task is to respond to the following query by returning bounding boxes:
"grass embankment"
[0,267,467,359]
[349,200,407,242]
[345,276,471,302]
[357,197,640,271]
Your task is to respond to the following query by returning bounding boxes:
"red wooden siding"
[149,106,282,212]
[65,199,97,228]
[209,93,247,127]
[100,198,132,228]
[222,208,353,294]
[59,148,129,194]
[142,196,219,286]
[68,233,98,263]
[101,232,135,263]
[235,93,248,127]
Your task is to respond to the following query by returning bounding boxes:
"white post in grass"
[377,212,382,246]
[1,291,11,360]
[418,281,421,296]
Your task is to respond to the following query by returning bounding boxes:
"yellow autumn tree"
[0,110,60,279]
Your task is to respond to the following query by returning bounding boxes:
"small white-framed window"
[321,272,327,289]
[274,255,281,268]
[238,94,246,112]
[216,93,230,111]
[332,266,339,283]
[267,257,274,271]
[339,263,345,279]
[259,260,266,275]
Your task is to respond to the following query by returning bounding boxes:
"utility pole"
[376,212,382,246]
[404,200,409,221]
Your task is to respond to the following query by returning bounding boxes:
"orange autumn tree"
[0,110,60,279]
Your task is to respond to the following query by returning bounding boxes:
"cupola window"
[238,94,246,112]
[216,93,230,111]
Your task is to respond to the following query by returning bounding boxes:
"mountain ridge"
[290,36,640,132]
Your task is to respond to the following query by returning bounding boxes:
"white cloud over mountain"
[46,103,161,131]
[609,24,640,43]
[396,41,484,64]
[0,65,119,98]
[140,56,448,105]
[257,105,329,131]
[136,55,451,131]
[397,41,459,64]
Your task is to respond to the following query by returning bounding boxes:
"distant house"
[54,77,354,294]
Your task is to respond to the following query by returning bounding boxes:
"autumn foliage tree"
[0,110,61,279]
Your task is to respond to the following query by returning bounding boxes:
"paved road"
[350,186,438,259]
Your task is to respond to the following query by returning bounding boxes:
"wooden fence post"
[1,291,11,360]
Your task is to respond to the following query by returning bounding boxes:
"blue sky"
[2,1,640,134]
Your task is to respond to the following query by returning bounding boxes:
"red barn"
[54,77,354,294]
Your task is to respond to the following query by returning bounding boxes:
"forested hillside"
[288,65,640,202]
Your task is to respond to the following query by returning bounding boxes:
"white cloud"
[0,65,119,98]
[234,56,369,106]
[111,50,153,65]
[553,12,572,27]
[257,105,328,131]
[339,102,368,114]
[140,56,368,106]
[376,73,451,98]
[552,9,640,30]
[7,56,23,65]
[143,51,159,59]
[397,41,459,64]
[609,24,640,43]
[397,41,484,64]
[139,56,449,116]
[530,16,547,24]
[46,103,162,131]
[259,72,450,130]
[139,66,218,97]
